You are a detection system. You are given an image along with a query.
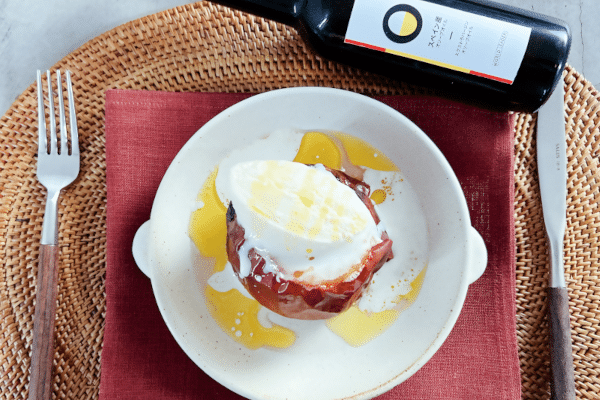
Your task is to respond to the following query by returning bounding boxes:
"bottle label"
[345,0,531,84]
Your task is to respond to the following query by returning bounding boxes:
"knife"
[537,81,576,399]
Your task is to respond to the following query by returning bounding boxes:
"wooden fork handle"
[28,244,59,400]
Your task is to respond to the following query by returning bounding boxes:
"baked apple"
[224,160,394,320]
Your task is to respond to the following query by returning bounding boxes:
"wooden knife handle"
[28,244,60,400]
[548,287,576,400]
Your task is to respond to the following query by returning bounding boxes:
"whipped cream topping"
[224,160,382,284]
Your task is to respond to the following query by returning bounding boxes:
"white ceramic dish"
[132,87,487,400]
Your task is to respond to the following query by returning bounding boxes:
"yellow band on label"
[384,48,470,74]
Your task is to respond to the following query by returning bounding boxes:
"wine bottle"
[213,0,571,112]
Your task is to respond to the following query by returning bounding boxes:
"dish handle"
[132,220,152,278]
[466,227,488,284]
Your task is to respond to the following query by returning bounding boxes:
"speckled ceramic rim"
[133,87,487,400]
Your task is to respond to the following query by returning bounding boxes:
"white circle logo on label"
[383,4,423,44]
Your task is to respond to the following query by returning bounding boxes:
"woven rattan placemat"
[1,2,599,399]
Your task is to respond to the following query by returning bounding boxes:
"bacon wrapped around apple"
[224,161,394,320]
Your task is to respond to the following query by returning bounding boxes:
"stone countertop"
[1,0,598,115]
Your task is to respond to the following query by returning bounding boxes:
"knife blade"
[537,81,575,400]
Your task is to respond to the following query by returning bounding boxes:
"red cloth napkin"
[101,89,520,399]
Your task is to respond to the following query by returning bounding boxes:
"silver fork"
[29,70,80,400]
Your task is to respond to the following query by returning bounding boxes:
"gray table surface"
[1,0,598,115]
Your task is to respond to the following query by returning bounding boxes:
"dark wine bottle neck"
[216,0,305,25]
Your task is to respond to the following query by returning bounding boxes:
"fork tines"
[36,70,79,157]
